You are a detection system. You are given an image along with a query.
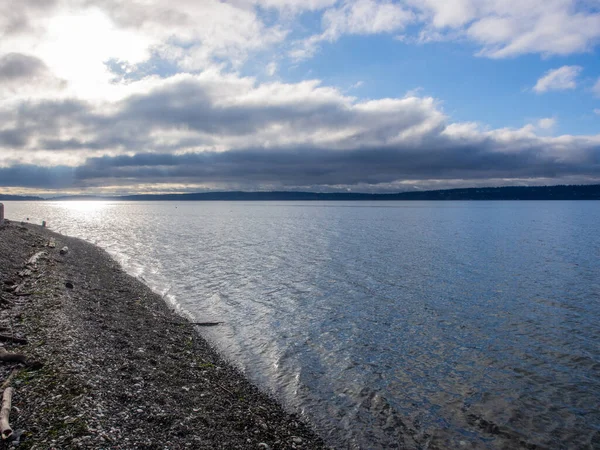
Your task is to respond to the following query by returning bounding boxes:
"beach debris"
[258,443,271,449]
[48,238,56,248]
[26,251,46,266]
[0,347,27,365]
[65,281,74,289]
[0,347,41,370]
[17,269,32,278]
[0,387,13,440]
[60,246,69,255]
[42,221,46,228]
[191,322,222,327]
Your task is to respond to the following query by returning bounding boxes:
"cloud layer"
[1,0,600,194]
[1,71,600,193]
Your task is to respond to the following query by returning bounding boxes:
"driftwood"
[0,348,42,370]
[0,335,28,345]
[0,387,13,440]
[0,370,19,390]
[26,251,46,266]
[0,347,27,364]
[169,321,223,327]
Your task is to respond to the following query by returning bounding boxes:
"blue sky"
[292,36,600,134]
[1,0,600,195]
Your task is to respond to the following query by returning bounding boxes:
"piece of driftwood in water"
[0,387,13,440]
[0,348,27,364]
[191,321,223,326]
[168,321,223,326]
[0,335,28,345]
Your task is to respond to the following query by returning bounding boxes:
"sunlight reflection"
[52,201,113,214]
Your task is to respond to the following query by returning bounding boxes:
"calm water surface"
[4,201,600,449]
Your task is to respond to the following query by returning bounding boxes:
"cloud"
[594,78,600,97]
[536,117,556,130]
[266,62,277,76]
[2,1,600,194]
[0,53,66,96]
[292,0,413,60]
[290,0,600,60]
[412,0,600,58]
[1,71,600,193]
[533,66,582,93]
[0,53,47,81]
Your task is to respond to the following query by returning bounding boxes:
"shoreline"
[0,220,328,449]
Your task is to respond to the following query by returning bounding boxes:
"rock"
[60,246,69,255]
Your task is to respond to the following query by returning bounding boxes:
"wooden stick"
[0,370,19,391]
[0,387,13,440]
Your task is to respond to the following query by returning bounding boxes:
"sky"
[1,0,600,195]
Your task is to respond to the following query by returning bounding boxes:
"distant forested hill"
[0,195,44,201]
[116,184,600,200]
[4,184,600,201]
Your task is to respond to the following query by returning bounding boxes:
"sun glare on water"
[53,201,113,214]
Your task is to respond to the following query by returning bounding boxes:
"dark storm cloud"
[70,141,600,188]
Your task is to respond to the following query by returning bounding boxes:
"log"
[0,370,19,390]
[169,321,223,327]
[0,335,28,345]
[0,348,27,365]
[0,387,13,440]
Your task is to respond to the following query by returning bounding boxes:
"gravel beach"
[0,220,328,449]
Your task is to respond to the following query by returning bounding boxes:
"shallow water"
[4,201,600,448]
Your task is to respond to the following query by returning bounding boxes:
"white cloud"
[0,0,289,100]
[533,66,582,93]
[266,62,278,76]
[2,0,600,194]
[292,0,413,60]
[411,0,600,58]
[537,117,556,130]
[593,78,600,97]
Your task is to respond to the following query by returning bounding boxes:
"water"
[3,201,600,448]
